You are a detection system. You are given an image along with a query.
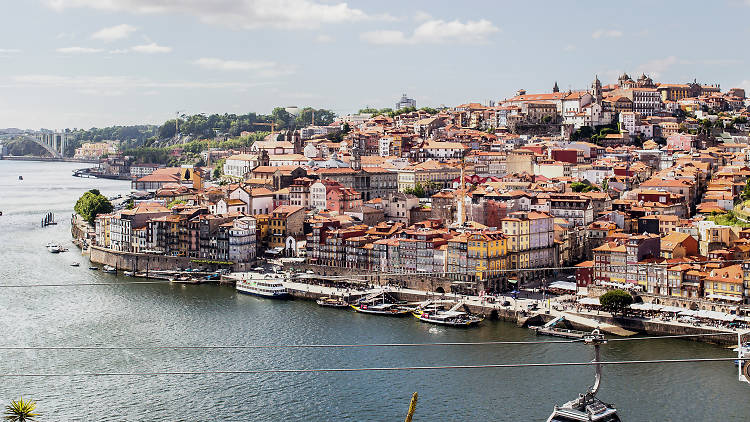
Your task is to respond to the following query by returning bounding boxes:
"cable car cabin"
[546,400,620,422]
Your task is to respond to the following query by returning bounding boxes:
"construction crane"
[175,110,185,142]
[252,122,277,133]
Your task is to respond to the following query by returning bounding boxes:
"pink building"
[666,133,695,151]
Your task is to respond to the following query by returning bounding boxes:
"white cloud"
[47,0,374,29]
[414,11,432,22]
[563,44,576,52]
[0,49,22,54]
[637,56,678,78]
[7,74,268,92]
[361,19,499,45]
[591,29,623,39]
[315,34,334,43]
[56,46,103,54]
[91,24,137,42]
[361,30,409,45]
[130,43,172,54]
[193,58,294,77]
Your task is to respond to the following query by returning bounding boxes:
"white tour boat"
[235,273,290,299]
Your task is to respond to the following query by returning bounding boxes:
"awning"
[548,281,577,292]
[660,305,684,314]
[630,303,663,311]
[697,310,736,322]
[706,294,743,302]
[578,297,601,306]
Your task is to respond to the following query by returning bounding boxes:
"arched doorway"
[435,287,445,294]
[689,302,699,311]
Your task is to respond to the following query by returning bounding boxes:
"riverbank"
[72,216,741,346]
[275,279,739,345]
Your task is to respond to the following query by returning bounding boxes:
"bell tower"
[591,75,602,103]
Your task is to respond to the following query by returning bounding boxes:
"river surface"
[0,160,747,421]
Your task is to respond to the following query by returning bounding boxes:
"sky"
[1,0,750,130]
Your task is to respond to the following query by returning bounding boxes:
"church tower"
[350,145,361,171]
[553,81,559,93]
[591,75,602,103]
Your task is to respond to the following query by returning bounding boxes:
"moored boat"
[235,273,289,299]
[316,296,349,308]
[350,289,412,316]
[88,266,99,270]
[350,302,411,316]
[123,271,134,277]
[413,310,483,327]
[46,243,61,253]
[412,300,482,327]
[70,262,80,267]
[102,265,117,274]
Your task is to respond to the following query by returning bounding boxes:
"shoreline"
[73,222,741,347]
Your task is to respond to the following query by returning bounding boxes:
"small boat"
[412,301,482,327]
[70,262,80,267]
[47,244,61,253]
[88,266,99,270]
[102,265,117,274]
[351,289,412,316]
[350,303,411,316]
[316,296,350,308]
[123,271,134,277]
[413,310,483,327]
[235,273,289,298]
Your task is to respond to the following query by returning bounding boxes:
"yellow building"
[704,264,744,301]
[255,214,270,247]
[467,231,508,290]
[397,160,460,192]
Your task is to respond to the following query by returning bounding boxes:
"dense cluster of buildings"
[88,74,750,308]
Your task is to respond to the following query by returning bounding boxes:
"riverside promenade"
[281,279,738,344]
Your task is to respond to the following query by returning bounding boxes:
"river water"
[0,160,747,421]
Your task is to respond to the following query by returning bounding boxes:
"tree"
[741,180,750,202]
[167,199,186,209]
[571,181,590,193]
[213,157,226,179]
[4,397,39,422]
[601,178,609,192]
[74,189,113,224]
[599,289,633,315]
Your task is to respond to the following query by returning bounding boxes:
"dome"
[319,154,349,169]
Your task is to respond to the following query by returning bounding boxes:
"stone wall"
[89,246,194,272]
[292,263,455,293]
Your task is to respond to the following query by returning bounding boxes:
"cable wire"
[0,332,738,351]
[0,357,739,378]
[0,339,583,350]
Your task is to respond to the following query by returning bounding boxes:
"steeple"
[553,81,559,93]
[591,75,602,103]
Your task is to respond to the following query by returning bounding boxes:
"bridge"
[0,132,68,159]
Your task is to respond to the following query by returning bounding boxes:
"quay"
[276,278,735,344]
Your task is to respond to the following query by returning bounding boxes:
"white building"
[229,216,257,268]
[223,154,260,178]
[310,181,328,210]
[396,93,416,110]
